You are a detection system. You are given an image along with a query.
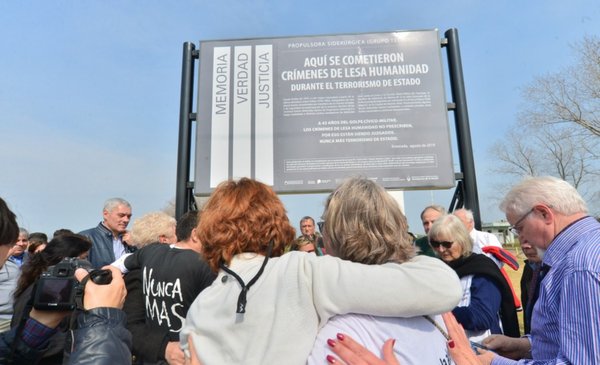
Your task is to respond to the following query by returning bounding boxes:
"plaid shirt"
[21,317,57,349]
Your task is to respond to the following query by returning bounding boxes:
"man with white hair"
[480,176,600,364]
[453,208,502,254]
[453,208,508,268]
[80,197,135,268]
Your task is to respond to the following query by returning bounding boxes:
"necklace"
[219,241,274,314]
[423,315,450,341]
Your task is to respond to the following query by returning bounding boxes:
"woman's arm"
[308,254,462,324]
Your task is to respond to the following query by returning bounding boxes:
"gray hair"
[323,177,415,265]
[453,208,474,222]
[420,204,446,220]
[499,176,587,216]
[103,198,131,212]
[428,214,473,257]
[19,227,29,238]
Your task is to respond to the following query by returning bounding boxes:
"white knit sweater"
[180,251,461,365]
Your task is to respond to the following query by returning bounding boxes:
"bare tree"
[536,126,598,190]
[488,36,600,215]
[519,36,600,137]
[488,123,600,211]
[489,129,541,177]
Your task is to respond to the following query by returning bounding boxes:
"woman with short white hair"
[428,214,520,342]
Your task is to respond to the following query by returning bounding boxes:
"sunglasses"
[429,240,454,249]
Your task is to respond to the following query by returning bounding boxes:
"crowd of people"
[0,175,598,364]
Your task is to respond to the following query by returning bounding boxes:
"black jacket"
[520,260,539,334]
[448,253,521,338]
[0,308,131,365]
[70,307,131,365]
[79,223,135,268]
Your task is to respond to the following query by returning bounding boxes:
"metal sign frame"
[175,28,482,229]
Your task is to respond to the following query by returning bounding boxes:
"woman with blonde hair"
[128,211,177,247]
[180,178,462,365]
[290,235,321,255]
[308,177,453,364]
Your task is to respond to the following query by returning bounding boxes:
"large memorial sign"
[194,29,454,195]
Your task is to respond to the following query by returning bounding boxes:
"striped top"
[493,216,600,364]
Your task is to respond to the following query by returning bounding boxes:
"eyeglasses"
[509,208,534,235]
[429,240,454,249]
[317,221,324,232]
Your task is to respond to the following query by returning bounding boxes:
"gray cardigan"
[0,260,19,324]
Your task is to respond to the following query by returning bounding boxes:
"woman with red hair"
[181,178,462,365]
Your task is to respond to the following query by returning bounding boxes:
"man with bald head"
[453,208,503,265]
[414,205,445,257]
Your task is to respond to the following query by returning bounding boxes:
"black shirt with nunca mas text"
[124,243,216,338]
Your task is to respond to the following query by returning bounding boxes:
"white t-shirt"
[470,229,503,268]
[307,313,453,365]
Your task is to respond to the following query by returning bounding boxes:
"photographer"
[11,234,92,364]
[0,256,130,365]
[0,197,129,364]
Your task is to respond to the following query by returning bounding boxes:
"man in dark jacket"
[519,239,541,335]
[80,197,135,268]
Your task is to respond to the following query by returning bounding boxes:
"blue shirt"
[8,253,25,267]
[112,236,127,261]
[492,216,600,364]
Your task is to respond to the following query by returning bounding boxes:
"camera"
[33,257,112,311]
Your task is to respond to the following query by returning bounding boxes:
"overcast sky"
[2,1,599,236]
